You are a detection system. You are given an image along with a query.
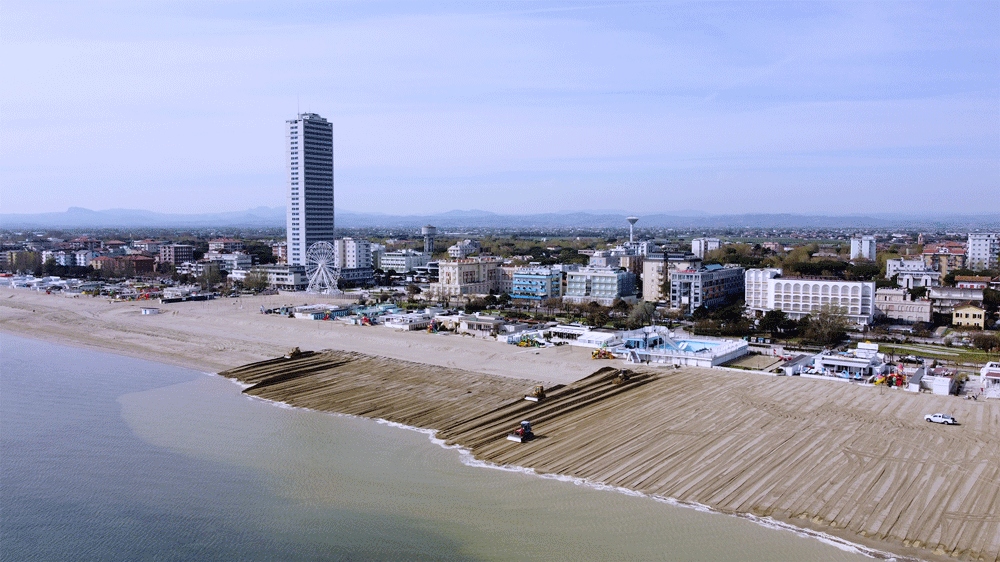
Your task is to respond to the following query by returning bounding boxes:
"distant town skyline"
[2,1,997,217]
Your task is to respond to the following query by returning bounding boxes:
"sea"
[1,334,888,561]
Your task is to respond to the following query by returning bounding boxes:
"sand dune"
[2,288,997,562]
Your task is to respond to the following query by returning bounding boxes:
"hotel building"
[286,113,334,266]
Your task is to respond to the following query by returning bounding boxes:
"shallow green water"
[2,334,882,561]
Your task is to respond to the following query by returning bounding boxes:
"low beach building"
[807,343,887,380]
[614,327,749,367]
[981,362,1000,399]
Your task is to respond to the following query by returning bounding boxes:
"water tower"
[626,216,639,243]
[421,225,437,254]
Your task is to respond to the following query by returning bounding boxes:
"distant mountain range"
[2,206,998,231]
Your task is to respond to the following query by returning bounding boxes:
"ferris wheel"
[306,241,341,294]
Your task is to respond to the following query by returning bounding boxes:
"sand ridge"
[2,288,998,562]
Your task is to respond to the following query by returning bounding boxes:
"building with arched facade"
[745,268,876,326]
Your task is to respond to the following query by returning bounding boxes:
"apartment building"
[159,244,194,265]
[885,257,940,289]
[691,237,721,259]
[379,249,431,273]
[671,264,744,314]
[511,267,562,301]
[967,233,999,270]
[745,268,876,326]
[641,252,701,303]
[563,266,637,306]
[849,235,876,261]
[922,243,966,283]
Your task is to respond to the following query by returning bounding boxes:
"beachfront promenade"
[1,288,998,562]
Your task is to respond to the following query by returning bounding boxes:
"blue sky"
[2,1,997,216]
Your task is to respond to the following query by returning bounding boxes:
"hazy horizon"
[3,1,998,217]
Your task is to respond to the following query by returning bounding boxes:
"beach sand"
[2,288,998,562]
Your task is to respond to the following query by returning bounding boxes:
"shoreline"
[2,288,998,562]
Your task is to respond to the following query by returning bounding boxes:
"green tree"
[244,269,269,292]
[943,268,976,286]
[626,301,656,329]
[971,334,1000,353]
[759,309,787,336]
[243,241,277,266]
[405,283,422,301]
[42,257,59,277]
[803,305,848,345]
[612,298,632,318]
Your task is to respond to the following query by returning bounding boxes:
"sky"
[1,0,998,217]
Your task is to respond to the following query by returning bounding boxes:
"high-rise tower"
[286,113,334,266]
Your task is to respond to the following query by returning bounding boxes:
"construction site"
[221,349,1000,562]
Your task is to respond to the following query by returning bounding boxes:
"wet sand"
[2,288,997,562]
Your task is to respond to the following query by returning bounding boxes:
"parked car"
[924,413,958,425]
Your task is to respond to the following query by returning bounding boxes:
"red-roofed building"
[90,256,118,271]
[955,276,991,289]
[121,255,155,275]
[922,242,966,283]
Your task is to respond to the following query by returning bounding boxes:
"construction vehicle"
[612,370,631,385]
[524,385,546,402]
[592,348,614,359]
[506,420,535,443]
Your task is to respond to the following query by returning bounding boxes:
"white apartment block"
[378,249,431,273]
[42,250,75,267]
[967,233,999,270]
[75,250,100,267]
[203,252,254,272]
[332,238,372,270]
[333,238,373,286]
[286,113,335,266]
[745,268,876,326]
[563,266,637,307]
[428,257,502,300]
[849,235,876,261]
[261,264,308,291]
[448,240,480,259]
[691,238,721,259]
[884,257,940,289]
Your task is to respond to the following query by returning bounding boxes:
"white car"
[924,413,957,425]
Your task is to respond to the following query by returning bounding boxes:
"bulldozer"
[524,385,546,402]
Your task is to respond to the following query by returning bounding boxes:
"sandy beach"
[2,288,998,562]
